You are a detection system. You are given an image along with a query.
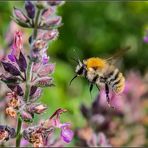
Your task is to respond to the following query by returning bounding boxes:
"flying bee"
[70,46,130,106]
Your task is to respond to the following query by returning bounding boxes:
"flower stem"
[33,8,41,39]
[16,117,22,147]
[24,60,32,102]
[15,8,41,148]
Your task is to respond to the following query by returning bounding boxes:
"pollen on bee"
[85,58,106,70]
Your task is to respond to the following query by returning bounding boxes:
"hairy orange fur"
[84,57,106,70]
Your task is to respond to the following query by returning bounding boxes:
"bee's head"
[75,60,86,76]
[70,60,86,85]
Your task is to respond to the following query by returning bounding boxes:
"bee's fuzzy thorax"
[84,57,106,70]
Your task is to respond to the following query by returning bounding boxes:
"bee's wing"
[105,46,130,63]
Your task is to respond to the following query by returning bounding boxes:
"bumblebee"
[70,46,130,106]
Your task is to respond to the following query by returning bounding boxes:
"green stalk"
[24,60,32,102]
[33,9,41,39]
[15,8,41,148]
[16,117,22,147]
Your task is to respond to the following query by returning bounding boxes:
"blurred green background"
[0,1,148,145]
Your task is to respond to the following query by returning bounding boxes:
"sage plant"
[0,1,73,147]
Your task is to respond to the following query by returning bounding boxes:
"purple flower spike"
[61,125,74,143]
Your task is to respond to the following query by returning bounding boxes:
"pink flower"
[61,124,74,143]
[8,31,23,61]
[48,108,74,143]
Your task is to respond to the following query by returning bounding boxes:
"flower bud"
[20,111,33,122]
[25,1,35,19]
[28,104,47,114]
[42,30,59,41]
[15,51,27,72]
[45,16,62,27]
[13,7,28,22]
[32,63,42,73]
[34,77,54,87]
[42,7,55,19]
[38,64,55,77]
[5,107,17,118]
[30,88,42,102]
[1,61,21,76]
[30,86,38,96]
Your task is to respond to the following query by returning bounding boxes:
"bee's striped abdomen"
[106,68,125,94]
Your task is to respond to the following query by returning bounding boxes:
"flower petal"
[61,126,74,143]
[25,1,35,19]
[1,61,21,76]
[15,51,27,72]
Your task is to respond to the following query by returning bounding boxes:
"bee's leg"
[105,83,110,106]
[96,84,100,92]
[89,83,94,99]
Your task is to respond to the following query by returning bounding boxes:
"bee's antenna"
[69,75,77,86]
[69,57,79,64]
[73,49,81,63]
